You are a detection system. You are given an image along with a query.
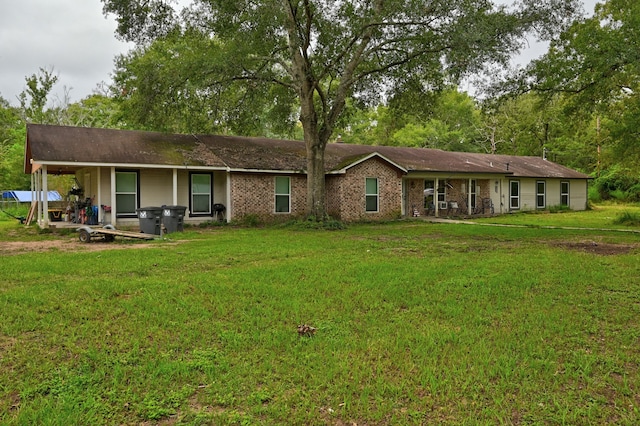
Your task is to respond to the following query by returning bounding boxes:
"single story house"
[24,124,590,228]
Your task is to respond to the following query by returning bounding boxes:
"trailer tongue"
[76,225,157,243]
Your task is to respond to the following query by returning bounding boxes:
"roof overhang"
[28,160,230,174]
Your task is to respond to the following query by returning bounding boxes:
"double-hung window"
[365,178,379,212]
[115,170,139,217]
[536,181,546,209]
[560,181,570,206]
[275,176,291,213]
[191,173,212,215]
[509,180,520,210]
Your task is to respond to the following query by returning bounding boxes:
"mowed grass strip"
[1,215,639,425]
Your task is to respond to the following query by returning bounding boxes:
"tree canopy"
[104,0,581,218]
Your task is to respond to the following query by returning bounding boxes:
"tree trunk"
[306,138,326,219]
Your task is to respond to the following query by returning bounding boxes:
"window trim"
[115,169,140,218]
[274,176,291,214]
[560,181,570,206]
[189,172,213,217]
[536,180,546,209]
[509,180,520,210]
[365,177,379,213]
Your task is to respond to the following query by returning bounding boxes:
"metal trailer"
[76,224,157,243]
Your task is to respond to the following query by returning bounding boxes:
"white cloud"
[0,0,132,105]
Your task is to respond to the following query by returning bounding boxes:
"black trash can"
[136,206,163,235]
[161,205,187,233]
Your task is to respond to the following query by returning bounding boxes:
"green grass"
[475,202,640,230]
[1,206,640,425]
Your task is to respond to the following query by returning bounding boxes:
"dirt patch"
[551,240,640,256]
[0,239,161,256]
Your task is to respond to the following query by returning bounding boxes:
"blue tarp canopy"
[1,190,62,203]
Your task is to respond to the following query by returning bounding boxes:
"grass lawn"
[1,205,639,425]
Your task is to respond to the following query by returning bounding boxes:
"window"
[509,180,520,210]
[365,178,379,212]
[561,181,570,206]
[275,176,290,213]
[536,181,546,209]
[115,171,139,217]
[190,173,212,215]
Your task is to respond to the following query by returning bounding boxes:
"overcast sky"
[0,0,599,107]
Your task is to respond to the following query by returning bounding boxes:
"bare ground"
[549,240,640,256]
[0,238,160,256]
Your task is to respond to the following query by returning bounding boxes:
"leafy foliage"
[500,0,640,178]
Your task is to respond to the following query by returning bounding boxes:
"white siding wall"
[499,177,588,213]
[140,169,173,207]
[568,179,588,211]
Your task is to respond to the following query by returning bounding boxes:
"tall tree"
[103,0,581,218]
[499,0,640,170]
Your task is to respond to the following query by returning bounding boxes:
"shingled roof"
[25,124,589,179]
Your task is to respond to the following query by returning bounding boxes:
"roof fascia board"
[227,168,307,175]
[406,171,514,178]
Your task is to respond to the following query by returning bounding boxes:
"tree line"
[2,0,638,207]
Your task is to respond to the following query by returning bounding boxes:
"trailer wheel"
[78,229,91,243]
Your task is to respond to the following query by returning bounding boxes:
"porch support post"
[36,169,42,225]
[468,178,473,215]
[434,177,439,217]
[97,168,102,224]
[172,168,178,206]
[226,170,232,222]
[42,165,49,227]
[110,167,117,226]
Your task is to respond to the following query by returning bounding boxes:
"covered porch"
[29,163,231,229]
[404,176,502,218]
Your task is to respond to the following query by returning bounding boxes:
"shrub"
[592,166,640,202]
[613,211,640,226]
[548,204,571,213]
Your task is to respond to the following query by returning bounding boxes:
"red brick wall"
[330,158,402,221]
[229,158,403,222]
[230,173,307,221]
